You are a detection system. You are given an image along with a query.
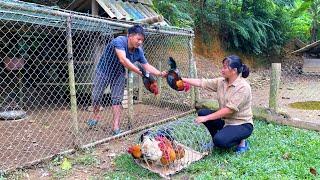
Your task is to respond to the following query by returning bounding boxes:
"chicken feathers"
[137,63,159,95]
[141,136,163,161]
[128,144,143,159]
[166,57,190,92]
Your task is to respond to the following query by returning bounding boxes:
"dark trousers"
[198,109,253,148]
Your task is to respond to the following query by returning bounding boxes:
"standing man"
[88,25,165,135]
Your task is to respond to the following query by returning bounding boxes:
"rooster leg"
[163,164,170,174]
[143,156,150,167]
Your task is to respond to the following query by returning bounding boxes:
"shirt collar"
[223,75,242,87]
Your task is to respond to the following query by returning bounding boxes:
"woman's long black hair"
[223,55,250,78]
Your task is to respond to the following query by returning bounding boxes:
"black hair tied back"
[223,55,250,78]
[241,64,250,78]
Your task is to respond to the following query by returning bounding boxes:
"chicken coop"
[0,0,200,172]
[292,40,320,74]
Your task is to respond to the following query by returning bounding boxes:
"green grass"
[74,154,99,166]
[289,101,320,110]
[106,120,320,179]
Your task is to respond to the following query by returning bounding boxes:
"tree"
[294,0,320,43]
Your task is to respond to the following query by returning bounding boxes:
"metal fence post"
[66,16,80,145]
[269,63,281,112]
[127,70,134,128]
[188,37,199,107]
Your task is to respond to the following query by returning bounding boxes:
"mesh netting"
[128,114,211,178]
[0,1,196,171]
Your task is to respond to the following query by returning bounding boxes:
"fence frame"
[0,0,196,172]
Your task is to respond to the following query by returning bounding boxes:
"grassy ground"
[2,119,319,179]
[105,120,320,179]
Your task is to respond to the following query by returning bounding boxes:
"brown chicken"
[160,148,176,166]
[128,144,143,159]
[137,63,159,95]
[156,136,176,166]
[174,144,185,160]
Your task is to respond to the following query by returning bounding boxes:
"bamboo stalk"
[91,0,99,16]
[66,16,81,146]
[188,37,199,107]
[142,98,193,110]
[81,109,196,149]
[269,63,281,112]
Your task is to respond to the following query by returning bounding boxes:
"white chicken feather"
[141,136,163,161]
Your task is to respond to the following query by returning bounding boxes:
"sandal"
[112,129,121,136]
[235,141,250,154]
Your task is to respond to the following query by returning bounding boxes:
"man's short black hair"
[128,24,145,37]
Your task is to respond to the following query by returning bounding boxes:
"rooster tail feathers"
[168,57,177,70]
[139,130,153,143]
[156,127,174,142]
[136,63,146,77]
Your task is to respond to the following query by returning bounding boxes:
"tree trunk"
[310,23,318,43]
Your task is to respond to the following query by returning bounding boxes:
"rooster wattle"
[166,57,190,92]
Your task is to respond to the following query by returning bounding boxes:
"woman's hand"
[195,116,208,124]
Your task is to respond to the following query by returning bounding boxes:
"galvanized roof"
[292,40,320,54]
[68,0,166,25]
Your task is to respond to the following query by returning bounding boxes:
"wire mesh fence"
[278,60,320,123]
[0,1,195,171]
[1,0,319,175]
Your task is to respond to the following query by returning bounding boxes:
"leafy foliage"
[153,0,194,27]
[195,0,294,55]
[153,0,296,56]
[293,0,320,42]
[19,0,317,55]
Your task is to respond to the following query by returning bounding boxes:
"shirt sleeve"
[112,37,125,51]
[200,78,220,92]
[137,47,147,64]
[225,86,250,112]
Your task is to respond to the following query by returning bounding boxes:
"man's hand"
[195,116,208,124]
[160,71,168,77]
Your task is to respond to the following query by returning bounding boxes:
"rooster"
[128,144,143,159]
[139,127,174,143]
[137,63,159,95]
[174,144,185,160]
[130,128,186,167]
[141,136,163,161]
[166,57,190,92]
[156,136,176,166]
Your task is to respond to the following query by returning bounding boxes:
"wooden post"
[66,16,80,146]
[91,0,99,16]
[127,70,134,129]
[188,37,199,107]
[269,63,281,112]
